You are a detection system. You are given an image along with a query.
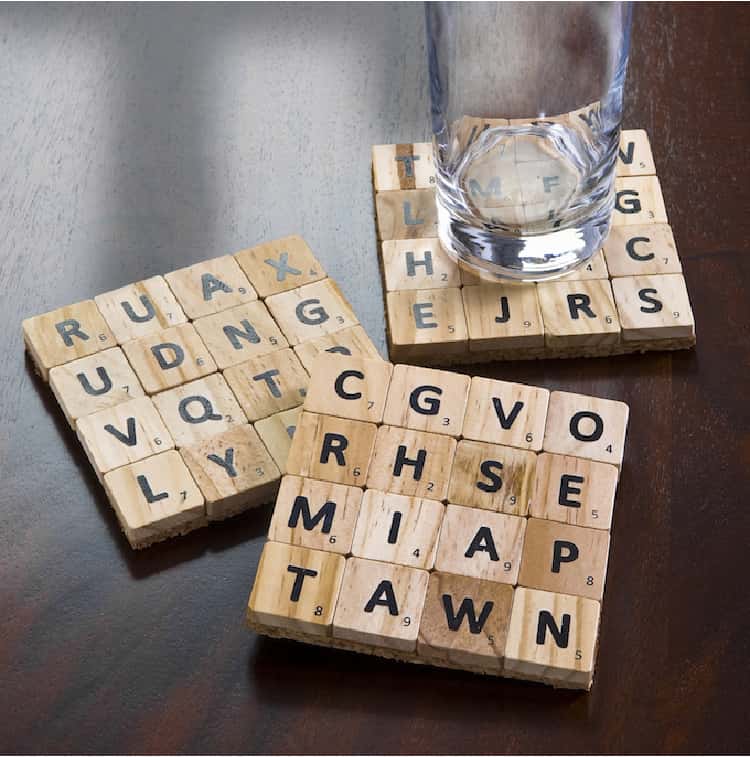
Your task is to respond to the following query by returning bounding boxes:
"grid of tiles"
[22,236,381,549]
[372,126,696,365]
[247,353,629,689]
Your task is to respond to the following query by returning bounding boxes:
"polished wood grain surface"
[1,3,748,753]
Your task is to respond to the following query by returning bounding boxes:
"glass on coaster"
[425,2,633,281]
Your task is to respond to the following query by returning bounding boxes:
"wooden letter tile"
[350,490,444,570]
[23,300,116,380]
[617,129,656,177]
[94,276,187,343]
[537,280,621,348]
[192,301,288,370]
[543,390,629,467]
[267,475,363,555]
[102,450,206,549]
[303,354,393,423]
[254,406,302,474]
[447,440,536,516]
[366,425,457,501]
[164,255,257,319]
[417,573,513,672]
[179,424,281,520]
[382,363,470,437]
[461,283,545,351]
[602,224,682,278]
[285,411,377,486]
[518,519,610,601]
[248,541,346,638]
[122,323,216,394]
[223,348,309,422]
[372,143,435,191]
[152,373,247,447]
[462,377,549,451]
[293,325,381,373]
[381,238,461,291]
[77,396,174,479]
[504,587,600,689]
[613,176,668,226]
[435,504,527,585]
[612,274,695,342]
[332,557,429,652]
[265,279,358,346]
[49,347,144,427]
[529,453,618,531]
[386,288,468,361]
[234,235,327,298]
[375,189,438,240]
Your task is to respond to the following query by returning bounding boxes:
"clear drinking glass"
[425,1,633,280]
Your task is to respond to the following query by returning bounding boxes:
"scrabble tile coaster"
[247,353,629,690]
[23,236,382,549]
[372,128,696,366]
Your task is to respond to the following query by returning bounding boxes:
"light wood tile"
[529,453,618,531]
[447,440,536,516]
[602,224,682,278]
[192,301,288,369]
[248,541,346,637]
[164,255,257,319]
[293,325,381,373]
[613,176,668,226]
[49,347,144,427]
[94,275,187,343]
[504,587,600,689]
[254,406,303,474]
[332,557,430,652]
[350,490,444,570]
[386,288,468,361]
[77,396,174,478]
[537,280,621,348]
[434,504,527,585]
[612,274,695,342]
[617,129,656,177]
[462,376,549,451]
[303,353,393,423]
[375,189,438,240]
[102,450,206,549]
[557,250,609,281]
[285,411,377,486]
[372,142,435,191]
[122,323,216,394]
[234,235,327,298]
[179,424,280,520]
[381,238,461,291]
[543,390,629,467]
[152,373,247,447]
[417,573,513,672]
[267,475,363,555]
[382,363,470,437]
[462,283,545,351]
[223,348,309,422]
[366,425,457,501]
[265,279,358,346]
[23,300,116,380]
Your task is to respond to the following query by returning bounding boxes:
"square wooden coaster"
[247,352,629,690]
[23,236,382,549]
[371,128,696,365]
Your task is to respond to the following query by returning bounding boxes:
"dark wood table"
[1,3,748,753]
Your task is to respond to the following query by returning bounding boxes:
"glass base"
[436,200,612,282]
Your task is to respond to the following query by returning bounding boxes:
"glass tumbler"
[425,2,633,280]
